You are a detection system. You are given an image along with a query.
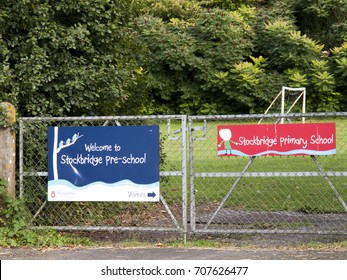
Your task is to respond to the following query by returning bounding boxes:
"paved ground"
[1,246,347,260]
[1,232,347,260]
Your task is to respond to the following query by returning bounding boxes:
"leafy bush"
[0,177,92,247]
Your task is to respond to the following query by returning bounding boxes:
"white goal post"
[261,86,306,124]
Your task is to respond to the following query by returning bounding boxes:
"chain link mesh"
[19,113,347,235]
[189,113,347,234]
[19,116,187,233]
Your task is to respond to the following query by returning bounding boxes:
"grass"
[293,239,347,250]
[194,177,346,212]
[118,236,347,251]
[119,238,245,249]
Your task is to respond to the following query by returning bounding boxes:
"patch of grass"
[120,238,237,249]
[166,239,233,248]
[119,235,347,251]
[193,177,346,212]
[119,236,347,250]
[284,239,347,251]
[120,239,153,248]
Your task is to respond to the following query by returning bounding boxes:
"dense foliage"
[0,0,146,116]
[0,177,93,247]
[0,0,346,116]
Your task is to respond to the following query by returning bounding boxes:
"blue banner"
[48,126,160,201]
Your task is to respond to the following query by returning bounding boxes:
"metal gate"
[19,113,347,236]
[19,115,187,235]
[188,112,347,234]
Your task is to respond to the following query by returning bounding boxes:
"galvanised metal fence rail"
[188,112,347,235]
[19,115,188,235]
[18,113,347,237]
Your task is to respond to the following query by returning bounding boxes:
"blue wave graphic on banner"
[218,149,337,156]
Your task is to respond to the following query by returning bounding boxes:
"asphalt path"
[1,246,347,260]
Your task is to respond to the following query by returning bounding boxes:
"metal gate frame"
[19,115,188,237]
[188,112,347,235]
[18,112,347,236]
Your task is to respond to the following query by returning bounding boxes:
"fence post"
[0,102,16,197]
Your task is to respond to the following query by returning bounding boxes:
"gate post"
[0,102,16,197]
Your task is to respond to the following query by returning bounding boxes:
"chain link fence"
[19,116,187,234]
[18,113,347,237]
[188,112,347,235]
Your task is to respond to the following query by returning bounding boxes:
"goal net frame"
[262,86,306,124]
